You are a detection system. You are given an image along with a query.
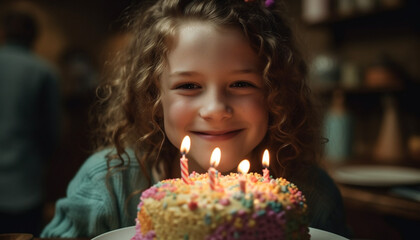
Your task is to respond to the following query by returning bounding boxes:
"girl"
[42,0,351,238]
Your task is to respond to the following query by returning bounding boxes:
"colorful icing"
[131,172,309,240]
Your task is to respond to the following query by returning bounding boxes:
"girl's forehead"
[167,20,246,47]
[169,22,251,53]
[172,23,257,60]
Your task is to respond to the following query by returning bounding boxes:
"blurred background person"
[0,10,60,235]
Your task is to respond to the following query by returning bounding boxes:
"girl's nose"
[199,90,233,121]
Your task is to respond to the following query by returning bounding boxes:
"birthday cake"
[131,172,310,240]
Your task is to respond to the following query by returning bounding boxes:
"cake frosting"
[131,172,309,240]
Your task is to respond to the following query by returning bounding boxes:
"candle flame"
[262,149,269,168]
[210,147,221,167]
[238,159,250,174]
[180,136,191,154]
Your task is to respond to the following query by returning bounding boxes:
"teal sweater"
[41,149,156,238]
[42,149,351,238]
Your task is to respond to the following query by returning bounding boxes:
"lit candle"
[209,148,221,191]
[180,136,191,184]
[238,159,250,193]
[262,149,270,182]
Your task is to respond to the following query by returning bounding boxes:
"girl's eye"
[230,81,256,88]
[176,83,201,90]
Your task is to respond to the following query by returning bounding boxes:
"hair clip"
[264,0,274,7]
[244,0,274,8]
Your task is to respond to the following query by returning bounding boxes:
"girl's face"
[160,22,268,174]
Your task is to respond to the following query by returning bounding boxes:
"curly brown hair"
[93,0,321,186]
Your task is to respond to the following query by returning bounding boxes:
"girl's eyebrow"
[230,69,259,74]
[169,71,201,77]
[169,69,259,78]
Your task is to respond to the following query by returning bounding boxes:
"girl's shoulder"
[65,148,146,197]
[76,148,139,181]
[290,165,341,204]
[308,165,340,198]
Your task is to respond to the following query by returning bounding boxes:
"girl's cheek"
[167,98,196,125]
[234,95,266,113]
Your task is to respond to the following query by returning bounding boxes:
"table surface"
[326,161,420,220]
[0,235,90,240]
[338,183,420,219]
[34,238,90,240]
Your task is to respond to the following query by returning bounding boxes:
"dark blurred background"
[0,0,134,201]
[0,0,418,239]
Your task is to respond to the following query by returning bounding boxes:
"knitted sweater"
[40,149,156,238]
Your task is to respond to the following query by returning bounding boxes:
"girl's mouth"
[191,129,243,141]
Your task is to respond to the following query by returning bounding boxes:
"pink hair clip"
[264,0,274,7]
[244,0,274,8]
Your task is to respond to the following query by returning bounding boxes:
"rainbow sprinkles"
[132,172,310,240]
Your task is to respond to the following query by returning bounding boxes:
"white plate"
[310,228,348,240]
[92,226,136,240]
[331,165,420,186]
[92,226,348,240]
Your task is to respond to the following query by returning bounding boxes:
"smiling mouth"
[191,129,243,141]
